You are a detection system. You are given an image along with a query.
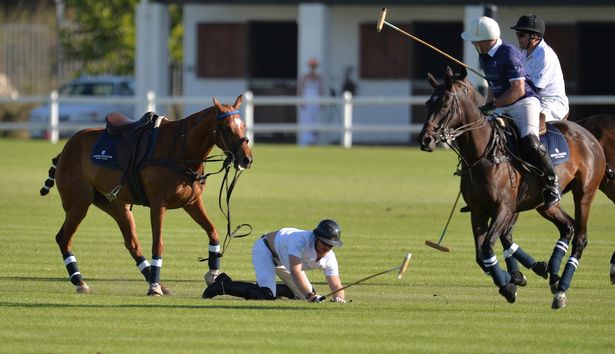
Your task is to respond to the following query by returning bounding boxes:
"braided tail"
[40,155,59,196]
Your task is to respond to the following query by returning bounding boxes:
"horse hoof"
[551,291,567,309]
[205,269,220,286]
[498,283,517,304]
[161,285,173,296]
[76,283,90,294]
[531,261,548,279]
[510,271,527,287]
[147,283,164,296]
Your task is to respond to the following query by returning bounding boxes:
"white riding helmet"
[461,16,501,41]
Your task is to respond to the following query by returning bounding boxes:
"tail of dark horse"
[40,155,60,196]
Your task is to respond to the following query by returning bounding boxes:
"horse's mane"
[183,106,216,122]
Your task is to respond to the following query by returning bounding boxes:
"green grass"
[1,139,614,353]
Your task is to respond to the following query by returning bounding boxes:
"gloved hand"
[330,296,347,303]
[307,294,325,303]
[479,102,496,115]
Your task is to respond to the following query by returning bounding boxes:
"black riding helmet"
[313,219,343,247]
[511,14,545,36]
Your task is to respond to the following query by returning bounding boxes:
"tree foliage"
[62,0,182,76]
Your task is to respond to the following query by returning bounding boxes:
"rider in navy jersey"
[462,16,561,207]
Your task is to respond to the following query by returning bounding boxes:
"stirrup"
[104,185,122,201]
[543,186,561,207]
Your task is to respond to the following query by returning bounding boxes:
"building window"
[197,23,247,78]
[360,22,411,79]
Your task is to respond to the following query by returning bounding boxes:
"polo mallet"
[324,253,412,298]
[376,8,486,80]
[425,191,461,252]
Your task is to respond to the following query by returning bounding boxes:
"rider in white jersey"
[511,14,569,122]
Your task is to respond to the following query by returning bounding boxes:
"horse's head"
[213,95,253,170]
[418,67,478,152]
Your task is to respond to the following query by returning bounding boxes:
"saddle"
[91,111,163,205]
[495,114,570,167]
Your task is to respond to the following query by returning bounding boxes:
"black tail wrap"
[40,156,59,196]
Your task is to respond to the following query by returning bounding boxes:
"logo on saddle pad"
[92,149,114,161]
[550,148,567,160]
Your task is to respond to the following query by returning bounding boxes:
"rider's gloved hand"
[479,102,496,115]
[307,293,325,303]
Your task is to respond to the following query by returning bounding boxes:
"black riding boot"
[202,273,275,300]
[520,135,561,207]
[276,284,298,299]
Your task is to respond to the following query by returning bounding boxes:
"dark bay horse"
[40,95,253,296]
[417,68,605,309]
[576,113,615,283]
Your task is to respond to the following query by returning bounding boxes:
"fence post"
[147,91,156,112]
[244,90,254,146]
[50,90,59,144]
[343,91,353,148]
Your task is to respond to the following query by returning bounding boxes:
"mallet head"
[377,8,387,32]
[397,253,412,279]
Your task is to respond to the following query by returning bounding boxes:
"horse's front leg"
[482,210,517,303]
[470,212,489,274]
[183,199,221,285]
[147,206,166,296]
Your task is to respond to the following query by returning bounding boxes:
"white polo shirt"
[523,39,569,121]
[273,228,339,276]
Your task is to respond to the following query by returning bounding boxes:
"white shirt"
[524,39,566,99]
[273,227,339,276]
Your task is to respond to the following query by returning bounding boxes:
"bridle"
[425,83,486,144]
[215,110,250,167]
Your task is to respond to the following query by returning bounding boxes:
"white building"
[136,1,615,144]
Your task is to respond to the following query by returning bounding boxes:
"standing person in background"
[511,14,569,122]
[341,66,357,96]
[297,58,323,146]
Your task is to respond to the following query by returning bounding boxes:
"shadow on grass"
[0,275,201,283]
[0,300,315,311]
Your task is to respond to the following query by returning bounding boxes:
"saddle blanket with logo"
[506,123,569,166]
[91,133,122,169]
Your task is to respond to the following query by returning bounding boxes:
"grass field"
[1,138,614,353]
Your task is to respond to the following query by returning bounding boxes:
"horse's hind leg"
[183,199,221,285]
[536,205,575,294]
[93,196,171,295]
[56,201,91,293]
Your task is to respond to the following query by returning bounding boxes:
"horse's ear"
[233,95,243,110]
[445,66,453,77]
[444,71,453,91]
[427,73,439,89]
[458,66,468,80]
[212,97,222,110]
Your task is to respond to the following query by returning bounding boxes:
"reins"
[197,110,253,264]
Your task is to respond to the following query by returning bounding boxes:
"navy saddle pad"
[91,133,122,169]
[506,123,569,166]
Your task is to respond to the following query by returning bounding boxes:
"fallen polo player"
[202,219,347,303]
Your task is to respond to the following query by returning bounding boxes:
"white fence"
[2,91,615,148]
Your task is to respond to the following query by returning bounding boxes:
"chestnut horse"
[418,68,605,309]
[40,95,253,296]
[576,113,615,283]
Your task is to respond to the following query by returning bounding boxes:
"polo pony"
[40,95,252,296]
[418,68,605,309]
